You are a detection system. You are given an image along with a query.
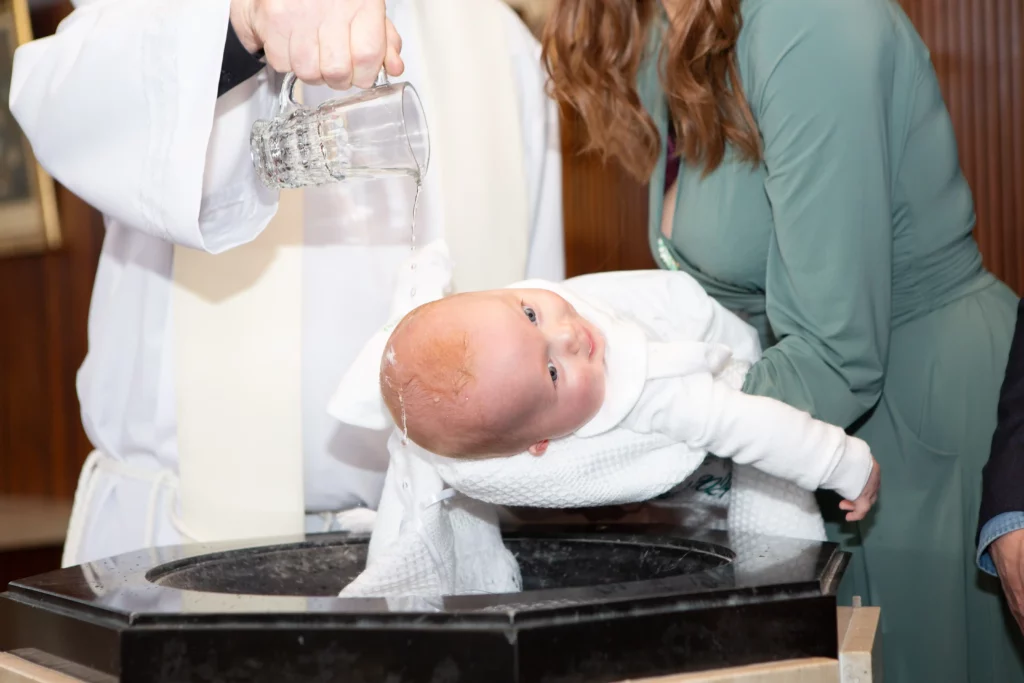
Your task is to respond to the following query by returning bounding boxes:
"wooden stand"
[0,607,881,683]
[622,606,882,683]
[0,652,111,683]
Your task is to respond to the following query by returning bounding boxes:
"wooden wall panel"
[561,0,1024,292]
[899,0,1023,293]
[560,105,655,277]
[0,188,102,498]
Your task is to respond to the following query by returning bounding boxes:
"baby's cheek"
[595,367,607,398]
[583,368,606,415]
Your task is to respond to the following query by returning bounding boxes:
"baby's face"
[458,287,607,453]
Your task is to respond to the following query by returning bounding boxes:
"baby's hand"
[838,457,880,522]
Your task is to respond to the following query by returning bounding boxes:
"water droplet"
[399,390,409,446]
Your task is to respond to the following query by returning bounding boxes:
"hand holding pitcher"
[229,0,404,90]
[251,68,430,190]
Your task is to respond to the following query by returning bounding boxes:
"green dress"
[638,0,1023,680]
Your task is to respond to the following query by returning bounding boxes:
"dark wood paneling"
[0,544,62,587]
[0,186,102,498]
[899,0,1024,293]
[559,105,654,277]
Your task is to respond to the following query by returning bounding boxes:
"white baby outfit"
[327,240,874,598]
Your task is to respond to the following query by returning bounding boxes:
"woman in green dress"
[544,0,1021,680]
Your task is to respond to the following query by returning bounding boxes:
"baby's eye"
[548,362,558,384]
[523,306,537,324]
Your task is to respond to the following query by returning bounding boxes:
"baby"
[380,272,880,521]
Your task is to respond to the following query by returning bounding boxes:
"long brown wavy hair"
[542,0,762,181]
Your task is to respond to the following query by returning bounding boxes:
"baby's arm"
[626,375,878,517]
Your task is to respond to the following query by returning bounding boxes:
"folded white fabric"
[328,240,827,598]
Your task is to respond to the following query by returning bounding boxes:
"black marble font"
[0,525,849,683]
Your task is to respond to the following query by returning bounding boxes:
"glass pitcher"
[250,69,430,190]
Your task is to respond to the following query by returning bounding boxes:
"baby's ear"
[527,440,549,457]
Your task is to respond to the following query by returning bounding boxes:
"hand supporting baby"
[839,455,881,522]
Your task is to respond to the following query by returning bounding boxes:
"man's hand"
[991,528,1024,633]
[229,0,404,90]
[838,456,880,522]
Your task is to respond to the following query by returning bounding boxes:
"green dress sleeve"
[739,2,897,429]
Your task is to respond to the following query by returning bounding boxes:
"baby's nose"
[553,324,581,354]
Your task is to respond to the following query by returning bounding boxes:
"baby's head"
[380,288,607,458]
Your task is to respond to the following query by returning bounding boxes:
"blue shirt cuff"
[977,512,1024,575]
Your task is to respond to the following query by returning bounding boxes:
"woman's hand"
[839,457,880,522]
[229,0,404,90]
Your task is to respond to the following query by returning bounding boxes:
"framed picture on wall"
[0,0,59,256]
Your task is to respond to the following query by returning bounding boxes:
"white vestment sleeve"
[626,375,874,501]
[501,7,564,282]
[9,0,278,253]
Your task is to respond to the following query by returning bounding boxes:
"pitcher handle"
[278,72,300,113]
[278,67,391,112]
